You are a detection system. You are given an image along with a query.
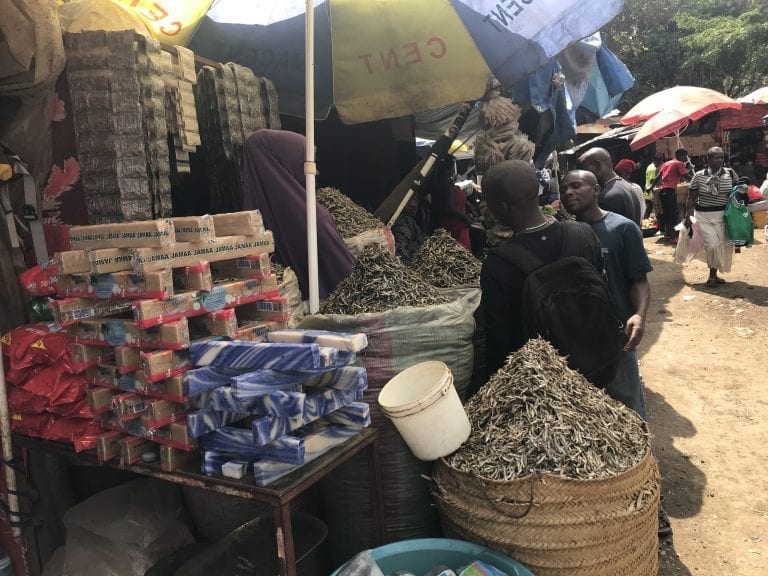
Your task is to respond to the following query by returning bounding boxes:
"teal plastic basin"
[330,538,534,575]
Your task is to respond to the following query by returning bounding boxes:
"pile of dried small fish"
[446,339,648,481]
[410,229,481,287]
[321,245,448,315]
[316,187,384,237]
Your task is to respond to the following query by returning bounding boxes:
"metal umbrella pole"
[305,0,320,314]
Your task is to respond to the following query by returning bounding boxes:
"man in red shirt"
[652,148,693,241]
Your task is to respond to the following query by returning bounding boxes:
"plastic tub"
[378,361,470,461]
[331,538,534,575]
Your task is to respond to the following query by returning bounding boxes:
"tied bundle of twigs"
[473,83,535,174]
[316,187,384,237]
[410,229,481,288]
[321,245,448,315]
[446,338,649,481]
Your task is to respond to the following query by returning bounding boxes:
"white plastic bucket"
[378,361,471,461]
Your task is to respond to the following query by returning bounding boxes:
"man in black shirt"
[579,147,642,226]
[480,159,605,378]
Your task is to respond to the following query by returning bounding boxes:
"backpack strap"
[493,242,545,276]
[559,220,587,258]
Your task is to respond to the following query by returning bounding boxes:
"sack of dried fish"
[301,249,480,560]
[321,245,448,315]
[410,229,481,288]
[432,338,659,576]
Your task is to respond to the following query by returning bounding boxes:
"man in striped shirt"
[684,147,738,286]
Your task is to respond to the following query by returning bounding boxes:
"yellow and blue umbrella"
[191,0,627,124]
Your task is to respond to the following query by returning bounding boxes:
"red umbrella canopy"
[621,85,741,126]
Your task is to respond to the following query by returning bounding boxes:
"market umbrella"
[193,0,627,124]
[620,86,742,151]
[620,85,741,126]
[738,86,768,104]
[191,0,626,311]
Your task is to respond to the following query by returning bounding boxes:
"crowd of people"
[245,132,767,540]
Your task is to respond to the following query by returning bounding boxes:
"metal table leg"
[273,502,297,576]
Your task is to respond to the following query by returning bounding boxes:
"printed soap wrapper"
[231,321,281,343]
[267,329,368,353]
[132,233,274,273]
[67,318,189,350]
[55,250,90,275]
[88,248,134,274]
[160,445,199,472]
[68,343,114,372]
[132,277,279,329]
[69,219,175,250]
[188,309,238,339]
[50,298,132,326]
[251,423,362,486]
[210,253,271,280]
[190,341,327,371]
[114,346,141,373]
[141,349,191,383]
[171,215,215,243]
[211,210,263,237]
[57,269,173,300]
[173,261,213,291]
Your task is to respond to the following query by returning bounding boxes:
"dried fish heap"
[321,245,447,315]
[409,229,481,288]
[433,338,660,576]
[316,187,385,237]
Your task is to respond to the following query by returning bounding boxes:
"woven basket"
[432,448,659,576]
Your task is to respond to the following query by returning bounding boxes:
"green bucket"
[331,538,534,575]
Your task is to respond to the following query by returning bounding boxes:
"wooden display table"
[13,428,384,576]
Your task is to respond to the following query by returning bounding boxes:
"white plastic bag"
[62,479,194,576]
[674,218,704,264]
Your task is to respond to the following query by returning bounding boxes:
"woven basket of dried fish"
[409,229,481,288]
[431,338,659,576]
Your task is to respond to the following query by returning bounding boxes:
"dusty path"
[639,230,768,575]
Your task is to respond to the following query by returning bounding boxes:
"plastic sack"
[18,260,59,296]
[62,479,194,576]
[673,218,705,264]
[337,550,385,576]
[747,184,764,203]
[673,221,690,265]
[747,199,768,213]
[343,227,396,258]
[724,194,754,247]
[301,290,480,563]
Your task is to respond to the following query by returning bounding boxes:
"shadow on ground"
[645,386,702,576]
[686,279,768,307]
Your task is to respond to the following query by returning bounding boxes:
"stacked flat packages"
[52,211,297,471]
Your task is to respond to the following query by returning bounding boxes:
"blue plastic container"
[331,538,534,575]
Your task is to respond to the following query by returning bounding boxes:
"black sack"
[496,222,624,388]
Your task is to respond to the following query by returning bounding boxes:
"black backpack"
[495,222,625,388]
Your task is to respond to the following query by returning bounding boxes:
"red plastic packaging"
[18,260,59,296]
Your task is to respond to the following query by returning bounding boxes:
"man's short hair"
[674,148,688,160]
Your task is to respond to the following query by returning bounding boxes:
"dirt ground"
[639,229,768,575]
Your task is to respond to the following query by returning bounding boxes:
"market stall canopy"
[560,124,639,156]
[620,86,742,151]
[738,86,768,104]
[189,0,627,124]
[621,86,741,126]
